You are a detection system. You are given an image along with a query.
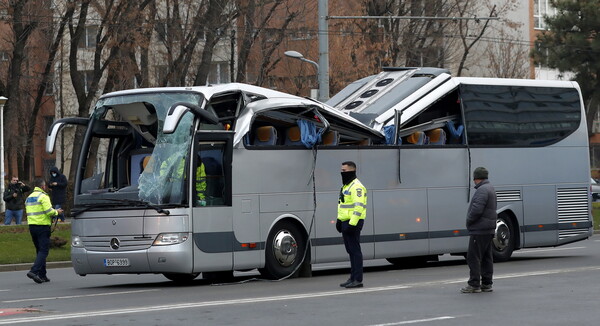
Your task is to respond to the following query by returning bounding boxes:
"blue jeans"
[29,224,51,278]
[54,204,64,222]
[4,209,23,225]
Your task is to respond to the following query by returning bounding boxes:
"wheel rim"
[493,219,510,251]
[272,229,298,267]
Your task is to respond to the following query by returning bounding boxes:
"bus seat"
[253,126,278,146]
[142,156,152,170]
[284,126,303,146]
[322,130,339,146]
[358,138,371,146]
[426,128,446,145]
[406,131,427,145]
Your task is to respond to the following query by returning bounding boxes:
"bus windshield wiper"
[102,199,171,215]
[71,202,131,217]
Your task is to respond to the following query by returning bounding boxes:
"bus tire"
[260,221,307,280]
[162,272,199,283]
[492,214,515,262]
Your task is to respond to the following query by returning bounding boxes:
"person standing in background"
[48,167,67,222]
[3,176,31,225]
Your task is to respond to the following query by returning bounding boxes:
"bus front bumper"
[71,241,193,275]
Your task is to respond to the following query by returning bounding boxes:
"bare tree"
[485,30,529,78]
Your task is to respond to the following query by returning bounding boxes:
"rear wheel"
[492,214,515,262]
[260,221,307,279]
[162,272,199,283]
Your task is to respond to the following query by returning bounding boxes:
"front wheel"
[259,221,307,279]
[492,214,515,262]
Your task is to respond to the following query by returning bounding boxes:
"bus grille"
[558,228,590,240]
[557,187,589,224]
[80,236,155,252]
[496,190,521,202]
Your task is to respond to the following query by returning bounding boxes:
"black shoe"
[344,280,363,288]
[27,272,43,284]
[339,279,352,287]
[481,284,492,292]
[460,285,481,293]
[40,276,51,283]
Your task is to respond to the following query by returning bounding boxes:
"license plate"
[104,258,130,267]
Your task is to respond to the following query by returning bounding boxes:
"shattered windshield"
[84,92,201,206]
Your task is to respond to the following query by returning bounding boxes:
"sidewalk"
[0,261,72,272]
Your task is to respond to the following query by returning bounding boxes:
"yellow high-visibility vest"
[25,187,58,225]
[337,179,367,226]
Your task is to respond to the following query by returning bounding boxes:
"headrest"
[287,126,301,142]
[322,131,337,144]
[407,131,424,144]
[427,129,443,142]
[256,126,275,142]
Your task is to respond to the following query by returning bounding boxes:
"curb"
[0,261,72,272]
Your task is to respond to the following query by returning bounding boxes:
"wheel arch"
[267,213,310,241]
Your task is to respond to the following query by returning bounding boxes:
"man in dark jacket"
[3,176,31,225]
[461,167,497,293]
[48,167,68,222]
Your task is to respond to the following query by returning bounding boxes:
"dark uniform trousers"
[29,225,51,278]
[342,219,364,282]
[467,234,494,287]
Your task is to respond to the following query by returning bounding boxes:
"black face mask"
[341,171,356,185]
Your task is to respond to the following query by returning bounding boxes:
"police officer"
[25,178,63,284]
[336,161,367,288]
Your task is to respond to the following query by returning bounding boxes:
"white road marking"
[514,246,585,254]
[3,265,600,324]
[1,289,159,303]
[0,285,411,325]
[367,316,457,325]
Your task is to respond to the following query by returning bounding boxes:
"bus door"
[191,131,234,272]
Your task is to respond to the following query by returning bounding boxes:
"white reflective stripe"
[354,202,366,208]
[27,211,46,216]
[26,201,42,206]
[339,204,354,209]
[353,211,362,216]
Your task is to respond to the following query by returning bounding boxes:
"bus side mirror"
[46,117,89,154]
[164,102,219,134]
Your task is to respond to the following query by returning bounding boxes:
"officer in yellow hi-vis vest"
[159,155,207,205]
[336,161,367,288]
[25,179,63,284]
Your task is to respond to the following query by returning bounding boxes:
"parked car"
[591,178,600,201]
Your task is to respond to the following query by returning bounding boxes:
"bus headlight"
[153,233,189,246]
[72,236,83,248]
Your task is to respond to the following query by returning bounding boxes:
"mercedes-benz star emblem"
[110,238,120,250]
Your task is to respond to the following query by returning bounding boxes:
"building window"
[78,25,99,48]
[534,0,555,30]
[208,62,230,85]
[0,51,9,61]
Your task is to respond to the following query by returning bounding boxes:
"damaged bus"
[47,68,592,282]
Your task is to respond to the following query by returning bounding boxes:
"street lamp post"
[284,50,321,100]
[0,96,7,213]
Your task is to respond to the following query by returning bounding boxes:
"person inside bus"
[158,155,206,205]
[337,161,367,289]
[461,167,497,294]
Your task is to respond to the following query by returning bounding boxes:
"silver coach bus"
[47,69,592,282]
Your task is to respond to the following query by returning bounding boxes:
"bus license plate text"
[104,258,130,267]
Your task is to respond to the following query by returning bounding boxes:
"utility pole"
[318,0,329,102]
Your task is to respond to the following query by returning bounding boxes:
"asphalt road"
[1,235,600,326]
